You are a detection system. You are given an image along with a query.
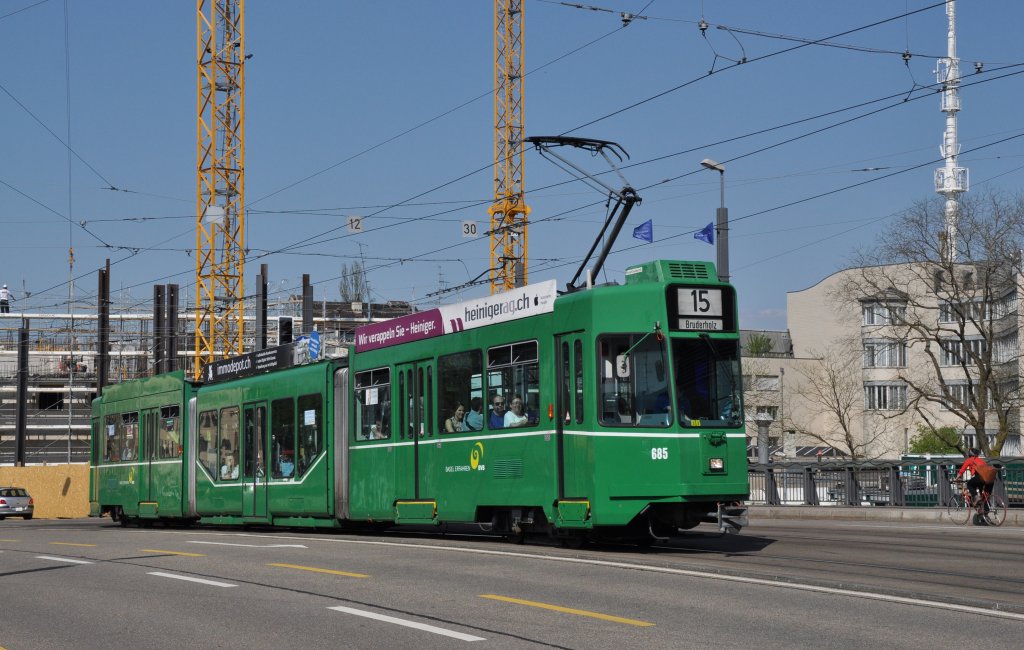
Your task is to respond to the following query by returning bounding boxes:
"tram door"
[395,360,431,500]
[142,408,159,504]
[242,403,268,518]
[555,332,587,501]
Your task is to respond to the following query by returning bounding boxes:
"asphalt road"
[1,517,1022,649]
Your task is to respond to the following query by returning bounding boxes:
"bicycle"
[946,479,1007,526]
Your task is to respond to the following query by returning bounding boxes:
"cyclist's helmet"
[969,447,981,457]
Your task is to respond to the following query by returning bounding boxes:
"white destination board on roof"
[677,288,723,317]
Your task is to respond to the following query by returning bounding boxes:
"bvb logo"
[469,442,484,470]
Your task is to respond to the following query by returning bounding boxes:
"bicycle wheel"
[984,495,1007,527]
[946,494,971,525]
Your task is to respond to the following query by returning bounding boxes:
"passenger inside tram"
[279,452,295,478]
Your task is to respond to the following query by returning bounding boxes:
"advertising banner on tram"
[355,279,557,352]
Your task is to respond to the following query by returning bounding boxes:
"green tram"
[90,259,749,542]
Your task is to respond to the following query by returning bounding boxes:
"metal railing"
[749,460,1023,508]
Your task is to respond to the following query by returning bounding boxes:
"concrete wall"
[0,464,90,518]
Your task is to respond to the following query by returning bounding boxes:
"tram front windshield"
[672,337,742,428]
[598,333,742,428]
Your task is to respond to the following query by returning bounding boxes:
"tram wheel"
[505,526,527,545]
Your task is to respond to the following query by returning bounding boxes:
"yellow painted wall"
[0,464,90,519]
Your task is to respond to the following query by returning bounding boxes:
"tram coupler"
[714,502,748,534]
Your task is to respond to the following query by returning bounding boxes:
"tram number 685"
[651,447,669,460]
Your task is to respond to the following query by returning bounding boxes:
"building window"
[941,382,976,410]
[743,375,779,391]
[1000,435,1022,456]
[993,332,1018,364]
[961,431,1015,452]
[940,338,986,366]
[864,339,906,368]
[938,301,956,324]
[864,383,907,410]
[862,302,905,326]
[939,294,1018,324]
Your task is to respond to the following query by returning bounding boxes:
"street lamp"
[700,158,729,283]
[755,410,774,465]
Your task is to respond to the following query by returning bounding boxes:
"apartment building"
[773,262,1022,459]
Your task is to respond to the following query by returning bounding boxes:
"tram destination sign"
[668,285,735,332]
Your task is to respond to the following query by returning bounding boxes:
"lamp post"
[700,158,729,283]
[755,411,773,465]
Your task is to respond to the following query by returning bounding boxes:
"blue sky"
[1,1,1022,330]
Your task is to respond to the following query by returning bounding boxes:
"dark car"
[0,487,34,520]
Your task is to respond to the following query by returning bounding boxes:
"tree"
[908,425,962,455]
[787,346,897,460]
[339,262,368,303]
[839,192,1024,456]
[745,332,775,356]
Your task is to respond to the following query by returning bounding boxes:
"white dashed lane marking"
[147,571,237,588]
[328,605,485,642]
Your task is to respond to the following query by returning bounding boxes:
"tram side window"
[159,405,181,459]
[438,351,483,433]
[120,412,139,461]
[198,410,218,476]
[271,398,295,479]
[296,394,322,477]
[487,341,539,428]
[219,406,240,481]
[598,334,670,428]
[355,368,391,441]
[104,414,120,461]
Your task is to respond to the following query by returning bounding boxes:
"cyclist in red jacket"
[957,448,997,513]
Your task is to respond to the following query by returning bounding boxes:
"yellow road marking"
[0,539,18,542]
[50,542,97,547]
[480,594,654,627]
[141,549,207,557]
[267,563,369,578]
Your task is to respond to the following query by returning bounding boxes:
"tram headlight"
[709,457,724,472]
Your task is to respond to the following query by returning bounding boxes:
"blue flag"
[632,219,653,243]
[695,222,714,245]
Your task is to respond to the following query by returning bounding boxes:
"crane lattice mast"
[195,0,246,380]
[489,0,530,293]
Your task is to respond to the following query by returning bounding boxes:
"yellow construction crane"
[195,0,246,380]
[489,0,530,294]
